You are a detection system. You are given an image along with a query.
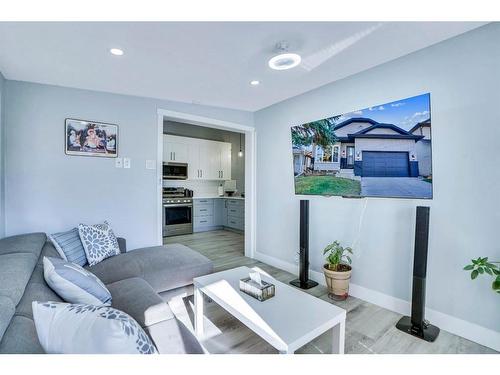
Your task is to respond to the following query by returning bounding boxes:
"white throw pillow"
[32,301,158,354]
[78,221,120,266]
[43,256,112,306]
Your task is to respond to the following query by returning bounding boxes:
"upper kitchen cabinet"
[163,135,189,163]
[218,142,232,180]
[163,135,231,181]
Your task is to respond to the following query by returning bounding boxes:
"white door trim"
[156,108,256,259]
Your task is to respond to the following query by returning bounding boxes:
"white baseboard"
[254,251,298,274]
[254,251,500,352]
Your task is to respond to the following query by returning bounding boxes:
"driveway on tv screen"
[361,177,432,198]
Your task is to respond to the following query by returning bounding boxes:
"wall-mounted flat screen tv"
[291,93,432,199]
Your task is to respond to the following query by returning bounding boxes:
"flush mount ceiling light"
[268,41,301,70]
[109,48,124,56]
[250,80,260,86]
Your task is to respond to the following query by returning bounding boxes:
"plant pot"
[323,264,352,301]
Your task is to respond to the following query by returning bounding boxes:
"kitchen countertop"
[193,196,245,200]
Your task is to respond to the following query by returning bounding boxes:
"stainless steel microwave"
[163,162,188,180]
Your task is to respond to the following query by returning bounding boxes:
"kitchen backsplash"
[163,180,223,197]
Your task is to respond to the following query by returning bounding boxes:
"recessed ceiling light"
[268,53,301,70]
[110,48,124,56]
[250,80,260,86]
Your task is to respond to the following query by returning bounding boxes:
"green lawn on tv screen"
[294,175,361,196]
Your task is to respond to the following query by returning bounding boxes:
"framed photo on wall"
[65,118,118,157]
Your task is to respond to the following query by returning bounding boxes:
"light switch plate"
[115,158,123,168]
[123,157,131,169]
[145,160,156,170]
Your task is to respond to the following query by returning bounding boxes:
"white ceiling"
[0,22,486,111]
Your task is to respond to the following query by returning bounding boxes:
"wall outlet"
[115,158,123,168]
[123,157,131,169]
[145,159,156,170]
[294,252,300,264]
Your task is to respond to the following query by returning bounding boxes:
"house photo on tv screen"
[291,93,432,199]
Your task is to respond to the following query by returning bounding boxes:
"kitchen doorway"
[156,109,256,259]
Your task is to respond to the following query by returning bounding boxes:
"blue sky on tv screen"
[335,93,430,131]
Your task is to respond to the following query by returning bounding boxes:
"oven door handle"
[163,204,193,208]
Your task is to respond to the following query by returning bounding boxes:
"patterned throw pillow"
[78,221,120,266]
[32,301,158,354]
[48,228,87,266]
[43,257,112,305]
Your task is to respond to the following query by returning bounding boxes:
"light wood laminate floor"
[164,230,496,354]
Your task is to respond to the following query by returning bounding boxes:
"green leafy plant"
[323,241,353,271]
[463,257,500,293]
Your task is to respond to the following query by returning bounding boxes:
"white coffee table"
[193,266,346,354]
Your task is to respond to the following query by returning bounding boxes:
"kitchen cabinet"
[225,199,245,231]
[163,135,231,181]
[193,198,223,232]
[163,136,189,163]
[217,143,232,180]
[193,198,244,233]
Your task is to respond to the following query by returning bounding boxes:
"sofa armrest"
[117,237,127,253]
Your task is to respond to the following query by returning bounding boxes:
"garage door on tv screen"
[291,93,432,199]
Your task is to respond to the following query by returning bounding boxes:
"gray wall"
[164,121,245,192]
[254,23,500,332]
[0,71,5,237]
[3,80,253,249]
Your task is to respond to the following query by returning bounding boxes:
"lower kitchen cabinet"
[193,199,222,232]
[223,199,245,232]
[193,198,244,233]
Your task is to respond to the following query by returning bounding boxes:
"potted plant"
[463,257,500,293]
[323,241,353,300]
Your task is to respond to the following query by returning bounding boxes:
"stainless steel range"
[163,187,193,237]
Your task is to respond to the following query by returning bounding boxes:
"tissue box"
[239,277,275,301]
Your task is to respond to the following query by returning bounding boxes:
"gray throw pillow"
[78,221,120,266]
[48,228,87,266]
[43,256,112,305]
[32,301,158,354]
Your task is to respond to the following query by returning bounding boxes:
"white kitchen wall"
[3,80,253,249]
[254,23,500,344]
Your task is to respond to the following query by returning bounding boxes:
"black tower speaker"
[290,200,318,290]
[396,206,440,342]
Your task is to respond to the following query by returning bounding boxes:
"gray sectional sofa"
[0,232,213,354]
